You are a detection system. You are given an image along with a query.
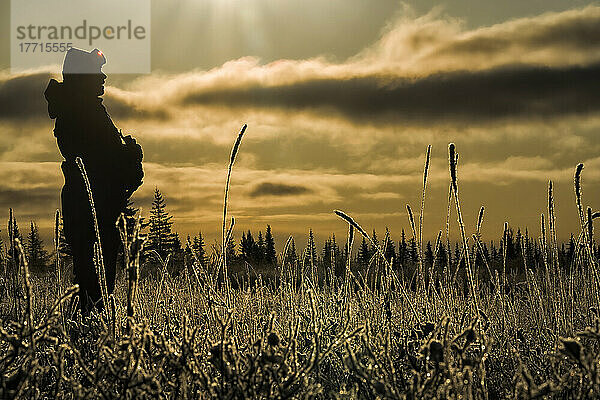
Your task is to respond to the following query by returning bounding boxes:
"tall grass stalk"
[15,238,35,352]
[8,208,19,319]
[548,181,559,272]
[548,180,568,332]
[427,230,442,297]
[53,209,64,326]
[444,183,453,288]
[75,158,110,320]
[406,204,424,293]
[222,124,247,305]
[448,144,479,315]
[575,163,585,239]
[418,145,431,289]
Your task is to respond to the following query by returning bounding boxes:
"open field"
[1,140,600,399]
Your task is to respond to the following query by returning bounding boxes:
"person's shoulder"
[45,79,64,119]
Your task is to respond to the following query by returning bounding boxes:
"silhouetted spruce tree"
[306,229,317,267]
[226,235,237,265]
[559,243,566,266]
[371,230,379,258]
[454,243,462,268]
[446,240,453,269]
[424,241,434,269]
[171,233,185,272]
[490,241,497,263]
[147,187,177,259]
[496,239,504,267]
[265,225,277,266]
[256,231,265,265]
[8,212,22,268]
[26,222,49,273]
[122,199,143,241]
[173,233,182,252]
[56,215,71,257]
[436,242,447,270]
[331,233,344,277]
[287,238,297,265]
[505,228,516,262]
[192,232,207,266]
[322,238,332,270]
[185,235,193,262]
[567,233,576,265]
[409,237,418,263]
[398,229,408,267]
[514,229,523,273]
[474,242,487,277]
[240,230,255,263]
[357,237,370,270]
[320,234,342,281]
[383,227,396,265]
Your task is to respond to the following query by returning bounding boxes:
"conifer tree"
[398,229,407,267]
[322,238,332,268]
[490,241,497,262]
[265,225,277,266]
[226,235,237,264]
[383,227,396,265]
[8,211,21,268]
[436,242,447,270]
[306,228,317,267]
[240,230,256,262]
[454,242,462,267]
[371,229,379,258]
[331,233,344,277]
[357,237,370,270]
[173,233,182,253]
[256,231,265,264]
[192,232,207,266]
[424,241,434,269]
[288,238,297,266]
[409,237,418,263]
[26,221,49,272]
[147,187,177,259]
[56,215,71,257]
[567,233,576,264]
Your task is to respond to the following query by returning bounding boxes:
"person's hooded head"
[45,48,107,119]
[62,47,107,97]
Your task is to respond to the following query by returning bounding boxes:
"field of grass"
[1,134,600,399]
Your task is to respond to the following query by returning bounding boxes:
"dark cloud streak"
[249,182,311,197]
[0,72,51,120]
[182,63,600,122]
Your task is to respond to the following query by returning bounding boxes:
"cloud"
[180,63,600,122]
[360,192,403,200]
[114,5,600,124]
[249,182,312,197]
[103,88,170,121]
[0,71,52,121]
[358,5,600,73]
[3,6,600,126]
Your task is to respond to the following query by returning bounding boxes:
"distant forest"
[3,187,594,290]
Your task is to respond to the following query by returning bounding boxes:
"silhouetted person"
[45,48,143,313]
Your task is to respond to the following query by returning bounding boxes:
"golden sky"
[1,2,599,251]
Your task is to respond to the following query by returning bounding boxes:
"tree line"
[2,188,598,284]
